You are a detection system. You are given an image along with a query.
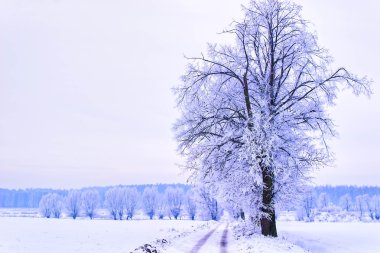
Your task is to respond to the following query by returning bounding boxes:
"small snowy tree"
[302,191,315,221]
[50,194,63,218]
[165,187,184,219]
[142,187,159,219]
[39,193,63,219]
[224,199,242,220]
[124,187,140,220]
[317,193,330,211]
[65,190,82,219]
[156,193,167,219]
[81,190,100,219]
[174,0,371,237]
[363,194,375,220]
[198,187,220,221]
[39,194,54,218]
[116,187,126,220]
[355,195,365,220]
[186,191,197,220]
[105,187,124,220]
[339,194,352,212]
[372,195,380,220]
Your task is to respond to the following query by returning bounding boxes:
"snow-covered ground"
[0,217,207,253]
[163,221,380,253]
[278,221,380,253]
[0,208,39,218]
[163,222,308,253]
[1,216,380,253]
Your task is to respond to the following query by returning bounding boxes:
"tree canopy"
[174,0,371,236]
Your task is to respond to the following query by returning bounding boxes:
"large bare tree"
[174,0,371,236]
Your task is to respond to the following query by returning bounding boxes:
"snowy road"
[189,224,220,253]
[166,223,230,253]
[219,225,229,253]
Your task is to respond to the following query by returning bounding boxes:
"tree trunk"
[240,209,245,220]
[260,167,278,237]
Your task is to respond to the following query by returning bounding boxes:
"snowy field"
[0,216,379,253]
[0,217,207,253]
[278,221,380,253]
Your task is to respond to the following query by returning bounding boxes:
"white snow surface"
[1,217,380,253]
[163,220,380,253]
[0,217,205,253]
[163,221,308,253]
[278,221,380,253]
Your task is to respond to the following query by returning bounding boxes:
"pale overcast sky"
[0,0,379,189]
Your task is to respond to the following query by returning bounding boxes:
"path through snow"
[165,223,230,253]
[219,225,229,253]
[189,224,220,253]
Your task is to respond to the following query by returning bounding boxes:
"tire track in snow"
[219,224,229,253]
[189,224,220,253]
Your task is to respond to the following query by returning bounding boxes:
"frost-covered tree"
[165,187,184,219]
[142,187,159,219]
[105,187,124,220]
[65,190,82,219]
[81,190,100,219]
[339,194,352,212]
[363,194,375,220]
[198,187,220,221]
[174,0,370,236]
[156,193,167,219]
[116,187,126,220]
[317,192,330,211]
[39,193,63,219]
[355,195,365,220]
[224,199,242,220]
[186,191,197,220]
[50,194,63,218]
[39,193,63,218]
[373,195,380,220]
[39,194,54,218]
[301,191,315,221]
[124,187,140,220]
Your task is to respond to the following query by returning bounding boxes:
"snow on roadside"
[132,220,218,253]
[153,221,308,253]
[228,222,309,253]
[155,221,380,253]
[160,221,221,253]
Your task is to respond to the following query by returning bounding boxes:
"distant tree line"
[2,185,380,222]
[2,185,379,209]
[0,184,190,208]
[37,186,220,221]
[295,187,380,221]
